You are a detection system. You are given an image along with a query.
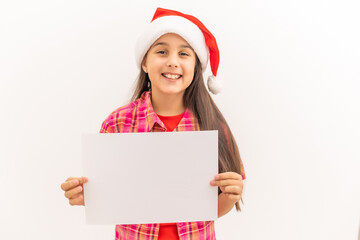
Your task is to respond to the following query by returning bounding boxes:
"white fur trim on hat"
[135,16,209,72]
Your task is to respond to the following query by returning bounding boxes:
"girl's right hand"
[60,176,88,206]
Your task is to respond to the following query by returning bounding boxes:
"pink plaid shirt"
[100,91,216,240]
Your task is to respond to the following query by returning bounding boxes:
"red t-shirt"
[158,222,179,240]
[156,113,184,239]
[157,112,185,132]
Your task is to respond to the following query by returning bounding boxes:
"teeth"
[163,74,181,79]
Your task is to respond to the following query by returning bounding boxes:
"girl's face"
[142,33,196,97]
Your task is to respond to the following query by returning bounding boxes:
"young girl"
[60,7,246,240]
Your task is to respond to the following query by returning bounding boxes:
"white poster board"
[82,131,218,225]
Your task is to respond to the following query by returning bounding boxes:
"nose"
[167,53,179,68]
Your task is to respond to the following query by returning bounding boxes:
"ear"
[141,58,148,73]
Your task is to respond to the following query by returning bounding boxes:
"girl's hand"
[60,176,88,206]
[210,172,243,204]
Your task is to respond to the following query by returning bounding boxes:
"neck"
[151,90,186,116]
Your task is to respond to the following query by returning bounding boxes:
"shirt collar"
[140,91,165,131]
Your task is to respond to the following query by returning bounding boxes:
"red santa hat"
[135,7,222,94]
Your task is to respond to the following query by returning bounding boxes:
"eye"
[157,50,166,54]
[180,52,190,56]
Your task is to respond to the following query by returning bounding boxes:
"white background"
[1,1,359,239]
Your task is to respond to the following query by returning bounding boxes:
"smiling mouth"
[162,73,182,80]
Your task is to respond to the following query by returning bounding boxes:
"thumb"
[79,176,88,184]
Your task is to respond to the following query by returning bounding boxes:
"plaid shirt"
[100,91,216,240]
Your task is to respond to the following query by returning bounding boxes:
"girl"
[60,7,246,240]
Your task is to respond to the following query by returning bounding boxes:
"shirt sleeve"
[99,119,115,133]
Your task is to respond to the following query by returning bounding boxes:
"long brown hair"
[131,57,244,211]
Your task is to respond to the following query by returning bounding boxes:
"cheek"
[184,71,195,87]
[183,58,195,70]
[185,63,196,79]
[146,57,162,72]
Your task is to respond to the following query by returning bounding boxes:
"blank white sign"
[82,131,218,225]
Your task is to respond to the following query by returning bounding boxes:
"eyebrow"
[151,42,194,50]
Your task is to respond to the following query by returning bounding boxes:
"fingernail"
[77,186,82,192]
[215,175,219,180]
[72,180,79,185]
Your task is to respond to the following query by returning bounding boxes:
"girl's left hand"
[210,172,244,203]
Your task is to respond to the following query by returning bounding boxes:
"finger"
[61,179,79,191]
[79,176,88,184]
[69,194,84,206]
[223,186,242,195]
[226,193,242,202]
[65,176,76,181]
[215,172,242,181]
[64,185,83,199]
[61,177,87,191]
[210,179,241,187]
[65,176,87,183]
[70,192,83,200]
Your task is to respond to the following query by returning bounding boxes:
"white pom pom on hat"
[207,75,222,94]
[135,7,222,94]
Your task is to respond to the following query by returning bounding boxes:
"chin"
[159,88,186,96]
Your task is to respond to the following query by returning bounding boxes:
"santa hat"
[135,7,222,94]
